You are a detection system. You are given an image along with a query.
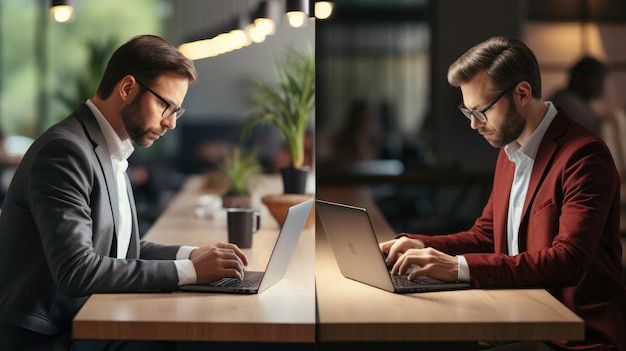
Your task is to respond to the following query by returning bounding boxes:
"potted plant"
[53,37,119,121]
[243,45,314,194]
[217,146,262,209]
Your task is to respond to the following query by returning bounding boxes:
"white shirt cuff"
[456,255,471,282]
[175,246,199,285]
[174,259,197,286]
[176,245,197,260]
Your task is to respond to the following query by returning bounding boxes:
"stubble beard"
[121,94,161,148]
[481,99,525,148]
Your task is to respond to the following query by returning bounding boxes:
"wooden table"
[315,186,584,349]
[73,177,585,348]
[72,174,316,343]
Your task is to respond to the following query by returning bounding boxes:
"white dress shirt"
[85,100,197,284]
[87,100,134,258]
[456,102,558,281]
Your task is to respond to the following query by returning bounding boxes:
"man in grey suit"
[0,34,248,351]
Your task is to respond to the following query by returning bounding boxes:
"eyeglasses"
[135,78,185,120]
[458,83,517,123]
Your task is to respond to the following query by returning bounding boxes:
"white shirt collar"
[85,99,134,161]
[505,101,558,161]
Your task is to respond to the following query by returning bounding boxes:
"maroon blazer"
[402,109,626,351]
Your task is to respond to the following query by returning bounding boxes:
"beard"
[479,99,525,148]
[121,93,165,147]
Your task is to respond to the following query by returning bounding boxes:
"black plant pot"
[280,166,309,194]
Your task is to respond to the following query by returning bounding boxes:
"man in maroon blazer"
[380,36,626,351]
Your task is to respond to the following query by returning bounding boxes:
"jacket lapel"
[494,151,515,254]
[517,110,568,252]
[125,172,140,259]
[75,103,121,257]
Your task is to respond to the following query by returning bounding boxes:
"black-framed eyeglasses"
[458,83,517,123]
[135,78,185,120]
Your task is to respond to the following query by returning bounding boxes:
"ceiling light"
[254,0,280,36]
[50,0,75,23]
[315,1,334,20]
[286,0,309,28]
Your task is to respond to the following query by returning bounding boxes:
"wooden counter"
[72,177,585,347]
[73,174,315,343]
[315,185,584,345]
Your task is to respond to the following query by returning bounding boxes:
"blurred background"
[316,0,626,239]
[1,0,626,261]
[0,0,315,233]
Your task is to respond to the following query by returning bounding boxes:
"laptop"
[180,199,313,294]
[316,199,471,293]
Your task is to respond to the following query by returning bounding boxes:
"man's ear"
[515,81,532,106]
[118,75,136,102]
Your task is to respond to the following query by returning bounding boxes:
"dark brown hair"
[447,36,542,98]
[96,34,198,99]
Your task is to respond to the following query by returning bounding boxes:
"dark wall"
[430,0,524,172]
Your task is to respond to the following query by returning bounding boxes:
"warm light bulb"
[287,12,306,28]
[213,34,233,54]
[179,40,217,60]
[315,1,334,20]
[51,5,73,23]
[248,25,266,43]
[254,18,275,36]
[229,29,249,49]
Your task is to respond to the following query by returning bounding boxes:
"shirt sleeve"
[176,246,197,260]
[174,246,199,285]
[456,255,471,282]
[174,260,197,285]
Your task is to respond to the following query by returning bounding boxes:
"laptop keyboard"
[212,272,264,288]
[391,274,429,287]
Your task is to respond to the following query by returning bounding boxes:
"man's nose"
[469,115,484,130]
[162,115,176,130]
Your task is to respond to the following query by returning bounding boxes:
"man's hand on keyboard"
[190,243,248,283]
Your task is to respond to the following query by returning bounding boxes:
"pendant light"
[50,0,74,23]
[286,0,309,28]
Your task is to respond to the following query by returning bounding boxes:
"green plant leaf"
[217,147,262,195]
[242,45,314,169]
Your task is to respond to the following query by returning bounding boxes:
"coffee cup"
[226,208,261,248]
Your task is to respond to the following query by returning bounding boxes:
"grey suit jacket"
[0,103,180,337]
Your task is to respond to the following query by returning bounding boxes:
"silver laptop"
[316,199,471,293]
[180,199,313,294]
